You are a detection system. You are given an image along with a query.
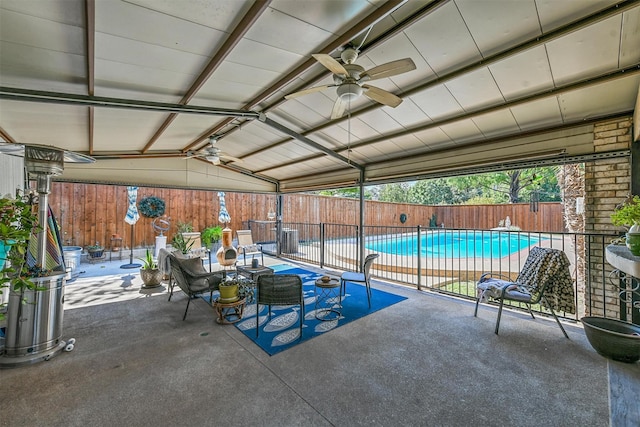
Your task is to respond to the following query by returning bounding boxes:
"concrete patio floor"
[1,255,638,426]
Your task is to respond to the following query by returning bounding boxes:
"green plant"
[0,195,41,318]
[611,195,640,228]
[138,249,158,270]
[86,241,103,251]
[201,225,223,246]
[220,276,255,303]
[172,233,194,254]
[177,221,194,233]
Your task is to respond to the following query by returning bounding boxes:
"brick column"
[584,116,633,318]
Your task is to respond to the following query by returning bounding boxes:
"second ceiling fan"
[184,136,242,165]
[285,47,416,119]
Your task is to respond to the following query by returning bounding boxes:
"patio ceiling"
[0,0,639,193]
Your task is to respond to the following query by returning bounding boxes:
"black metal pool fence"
[250,220,638,324]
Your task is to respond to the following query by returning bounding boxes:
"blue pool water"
[366,230,543,258]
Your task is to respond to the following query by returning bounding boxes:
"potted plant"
[201,225,223,252]
[611,195,640,255]
[86,241,104,258]
[171,232,194,256]
[138,249,162,288]
[176,221,194,234]
[0,195,40,318]
[177,221,201,253]
[218,276,255,303]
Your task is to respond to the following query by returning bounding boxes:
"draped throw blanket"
[157,248,173,276]
[478,247,576,314]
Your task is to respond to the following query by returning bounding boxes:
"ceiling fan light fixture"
[337,83,363,100]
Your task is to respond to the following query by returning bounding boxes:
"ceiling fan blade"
[362,85,403,108]
[312,54,348,75]
[361,58,416,81]
[219,153,243,163]
[330,97,348,120]
[285,84,334,99]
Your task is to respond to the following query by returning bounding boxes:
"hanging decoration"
[138,196,166,218]
[218,192,231,226]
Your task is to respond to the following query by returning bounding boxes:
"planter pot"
[581,317,640,363]
[219,283,239,303]
[181,232,201,252]
[88,248,104,258]
[140,268,163,288]
[625,233,640,256]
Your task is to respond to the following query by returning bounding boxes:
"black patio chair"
[473,246,575,338]
[340,253,379,308]
[168,254,224,320]
[255,274,304,338]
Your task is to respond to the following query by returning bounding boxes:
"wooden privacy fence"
[47,182,565,250]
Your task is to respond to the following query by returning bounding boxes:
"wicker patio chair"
[255,274,304,338]
[168,254,224,320]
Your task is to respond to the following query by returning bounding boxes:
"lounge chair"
[236,229,264,266]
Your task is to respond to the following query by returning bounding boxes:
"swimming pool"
[366,230,544,258]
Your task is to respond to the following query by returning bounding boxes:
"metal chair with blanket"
[473,246,575,338]
[340,253,379,308]
[168,254,224,320]
[255,274,304,338]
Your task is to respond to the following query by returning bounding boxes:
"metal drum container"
[62,246,83,280]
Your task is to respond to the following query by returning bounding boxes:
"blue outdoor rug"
[205,265,406,355]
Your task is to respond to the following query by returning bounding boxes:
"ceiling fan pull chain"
[347,98,352,164]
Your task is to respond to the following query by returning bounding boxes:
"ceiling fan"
[184,136,242,165]
[285,46,416,119]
